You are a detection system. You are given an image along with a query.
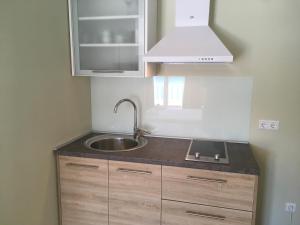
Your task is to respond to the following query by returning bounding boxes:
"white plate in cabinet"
[58,156,109,225]
[162,166,258,211]
[68,0,157,77]
[162,200,253,225]
[109,161,161,225]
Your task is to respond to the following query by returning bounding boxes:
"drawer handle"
[186,176,227,184]
[186,210,226,221]
[92,70,124,73]
[117,168,152,175]
[66,163,99,169]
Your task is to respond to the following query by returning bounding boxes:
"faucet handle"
[140,128,151,135]
[135,128,151,139]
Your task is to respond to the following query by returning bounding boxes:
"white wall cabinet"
[68,0,157,77]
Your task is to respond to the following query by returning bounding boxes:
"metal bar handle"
[117,168,152,175]
[187,176,227,184]
[185,210,226,221]
[92,70,124,73]
[66,162,99,169]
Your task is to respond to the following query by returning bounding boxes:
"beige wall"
[158,0,300,225]
[0,0,91,225]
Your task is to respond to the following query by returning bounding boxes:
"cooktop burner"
[185,140,229,164]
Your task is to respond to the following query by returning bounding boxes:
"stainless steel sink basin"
[84,134,148,152]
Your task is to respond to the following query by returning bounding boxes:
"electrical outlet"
[259,120,280,130]
[285,202,296,213]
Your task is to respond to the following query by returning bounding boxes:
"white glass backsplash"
[91,76,253,141]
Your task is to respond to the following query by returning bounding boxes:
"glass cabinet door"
[69,0,145,76]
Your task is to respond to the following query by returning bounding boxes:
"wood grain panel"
[109,161,161,225]
[251,176,259,225]
[162,166,257,211]
[162,200,253,225]
[59,156,108,225]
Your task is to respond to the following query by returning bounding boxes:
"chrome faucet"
[114,98,148,140]
[114,98,137,138]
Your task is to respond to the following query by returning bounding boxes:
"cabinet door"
[69,0,145,77]
[109,161,161,225]
[58,156,108,225]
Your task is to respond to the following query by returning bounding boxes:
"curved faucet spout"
[114,98,138,139]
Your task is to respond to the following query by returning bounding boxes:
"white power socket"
[259,120,280,130]
[285,202,297,213]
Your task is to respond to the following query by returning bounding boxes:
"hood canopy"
[144,0,233,63]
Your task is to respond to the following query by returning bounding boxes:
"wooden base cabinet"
[109,161,161,225]
[57,157,258,225]
[58,156,109,225]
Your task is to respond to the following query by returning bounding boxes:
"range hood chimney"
[144,0,233,63]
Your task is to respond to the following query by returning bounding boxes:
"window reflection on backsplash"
[91,76,253,141]
[153,76,164,106]
[146,76,204,136]
[168,77,185,107]
[153,76,185,107]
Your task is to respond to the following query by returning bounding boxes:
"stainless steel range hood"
[144,0,233,64]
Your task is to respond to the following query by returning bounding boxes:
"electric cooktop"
[185,140,229,164]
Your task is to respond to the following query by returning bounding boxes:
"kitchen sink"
[84,134,147,152]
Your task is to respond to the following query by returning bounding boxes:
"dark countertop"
[55,132,260,175]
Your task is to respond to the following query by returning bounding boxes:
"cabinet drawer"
[162,200,253,225]
[58,156,108,225]
[162,166,257,211]
[109,161,161,225]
